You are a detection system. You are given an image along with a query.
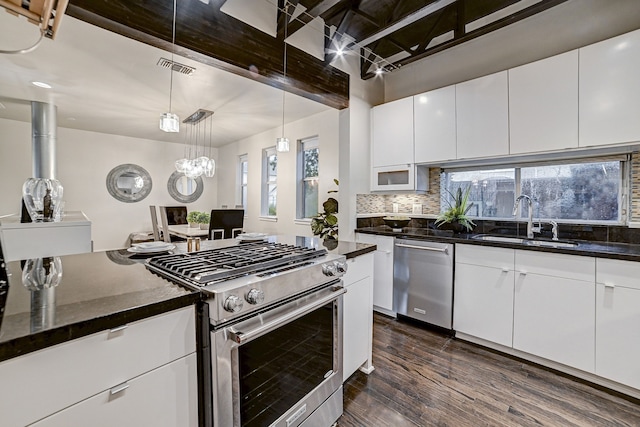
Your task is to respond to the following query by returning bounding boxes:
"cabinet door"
[454,263,514,347]
[371,97,414,167]
[32,354,199,427]
[355,234,394,312]
[456,71,509,159]
[580,29,640,147]
[513,272,595,373]
[343,276,373,382]
[414,86,456,163]
[509,50,579,154]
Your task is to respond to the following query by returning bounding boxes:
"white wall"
[217,108,339,238]
[0,118,218,251]
[383,0,640,102]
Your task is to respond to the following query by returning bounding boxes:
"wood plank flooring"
[339,314,640,427]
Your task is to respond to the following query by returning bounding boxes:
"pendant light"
[276,6,290,153]
[159,0,180,132]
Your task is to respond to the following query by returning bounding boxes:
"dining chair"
[162,206,188,225]
[209,209,244,240]
[149,205,161,241]
[158,206,172,243]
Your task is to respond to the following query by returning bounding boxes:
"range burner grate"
[147,242,327,286]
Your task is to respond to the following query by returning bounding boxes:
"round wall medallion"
[167,171,204,203]
[105,164,152,203]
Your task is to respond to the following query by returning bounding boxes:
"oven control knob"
[322,263,337,277]
[335,261,348,275]
[246,289,265,305]
[223,295,244,313]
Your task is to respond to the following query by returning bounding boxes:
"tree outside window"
[261,147,277,216]
[298,138,319,219]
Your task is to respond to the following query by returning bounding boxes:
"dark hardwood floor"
[339,314,640,427]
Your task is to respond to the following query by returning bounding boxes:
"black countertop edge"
[0,292,201,363]
[339,243,376,259]
[354,227,640,261]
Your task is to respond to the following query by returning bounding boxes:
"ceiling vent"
[156,58,196,76]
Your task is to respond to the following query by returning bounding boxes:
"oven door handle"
[228,285,346,345]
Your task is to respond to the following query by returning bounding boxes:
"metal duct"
[31,101,57,179]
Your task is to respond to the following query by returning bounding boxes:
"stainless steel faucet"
[512,195,541,239]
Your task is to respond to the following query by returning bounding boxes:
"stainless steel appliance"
[393,238,454,330]
[146,240,347,427]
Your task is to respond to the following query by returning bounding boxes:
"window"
[297,137,319,219]
[261,147,277,216]
[239,154,248,208]
[441,158,626,224]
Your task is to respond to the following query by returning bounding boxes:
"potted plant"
[311,179,339,244]
[196,212,210,230]
[187,211,200,228]
[435,185,476,233]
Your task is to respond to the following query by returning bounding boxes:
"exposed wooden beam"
[67,0,349,109]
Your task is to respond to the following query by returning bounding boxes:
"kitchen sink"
[525,240,578,248]
[471,235,526,244]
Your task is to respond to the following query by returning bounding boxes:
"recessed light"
[31,81,52,89]
[336,48,344,56]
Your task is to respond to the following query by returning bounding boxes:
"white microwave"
[371,164,428,192]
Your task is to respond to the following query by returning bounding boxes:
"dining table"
[165,224,210,239]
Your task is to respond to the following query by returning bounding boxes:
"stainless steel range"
[146,240,347,427]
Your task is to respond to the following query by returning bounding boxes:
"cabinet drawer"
[32,353,198,427]
[515,250,594,282]
[456,244,514,269]
[596,258,640,290]
[0,306,195,427]
[356,233,393,254]
[343,253,373,287]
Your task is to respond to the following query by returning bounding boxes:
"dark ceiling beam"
[455,0,465,38]
[417,8,449,52]
[67,0,349,110]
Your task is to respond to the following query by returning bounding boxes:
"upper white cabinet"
[509,50,579,154]
[414,86,457,163]
[456,71,509,159]
[580,29,640,147]
[371,97,414,167]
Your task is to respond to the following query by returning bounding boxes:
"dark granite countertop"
[0,235,373,363]
[355,226,640,261]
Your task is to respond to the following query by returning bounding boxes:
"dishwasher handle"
[395,242,449,254]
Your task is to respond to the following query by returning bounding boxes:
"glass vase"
[22,178,64,222]
[21,257,63,291]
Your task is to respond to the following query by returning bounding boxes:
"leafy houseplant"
[435,185,476,233]
[187,211,200,228]
[196,212,210,230]
[311,179,339,240]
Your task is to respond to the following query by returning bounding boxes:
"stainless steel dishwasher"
[393,238,454,329]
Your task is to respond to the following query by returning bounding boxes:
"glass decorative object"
[22,178,64,222]
[276,137,290,152]
[21,257,63,291]
[175,158,189,173]
[204,158,215,177]
[159,112,180,133]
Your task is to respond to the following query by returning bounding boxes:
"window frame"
[261,147,277,217]
[296,137,319,220]
[238,154,248,209]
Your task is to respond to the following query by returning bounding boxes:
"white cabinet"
[371,97,414,167]
[0,306,197,427]
[454,245,515,347]
[31,354,198,427]
[513,251,595,373]
[414,85,457,163]
[355,233,394,315]
[595,258,640,390]
[342,253,374,382]
[509,50,579,154]
[456,71,509,159]
[579,29,640,147]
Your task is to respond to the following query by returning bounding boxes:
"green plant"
[311,179,339,239]
[196,212,210,224]
[187,211,200,224]
[435,185,476,231]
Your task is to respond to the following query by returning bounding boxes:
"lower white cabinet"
[512,250,595,373]
[342,253,374,382]
[454,245,515,347]
[355,233,394,314]
[32,353,198,427]
[595,258,640,390]
[0,306,196,427]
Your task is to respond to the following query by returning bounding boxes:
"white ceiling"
[0,11,331,147]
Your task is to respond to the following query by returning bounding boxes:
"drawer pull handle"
[110,382,130,395]
[604,283,616,289]
[501,268,509,273]
[519,270,527,276]
[109,325,128,333]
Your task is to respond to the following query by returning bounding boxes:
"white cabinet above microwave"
[371,164,428,192]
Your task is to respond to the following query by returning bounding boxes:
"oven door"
[211,281,345,427]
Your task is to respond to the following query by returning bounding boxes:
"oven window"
[238,302,334,427]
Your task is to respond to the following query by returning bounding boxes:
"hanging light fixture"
[159,0,180,133]
[175,109,215,178]
[276,4,290,153]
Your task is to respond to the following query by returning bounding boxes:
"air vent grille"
[156,58,196,76]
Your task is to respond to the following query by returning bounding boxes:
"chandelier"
[174,109,215,178]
